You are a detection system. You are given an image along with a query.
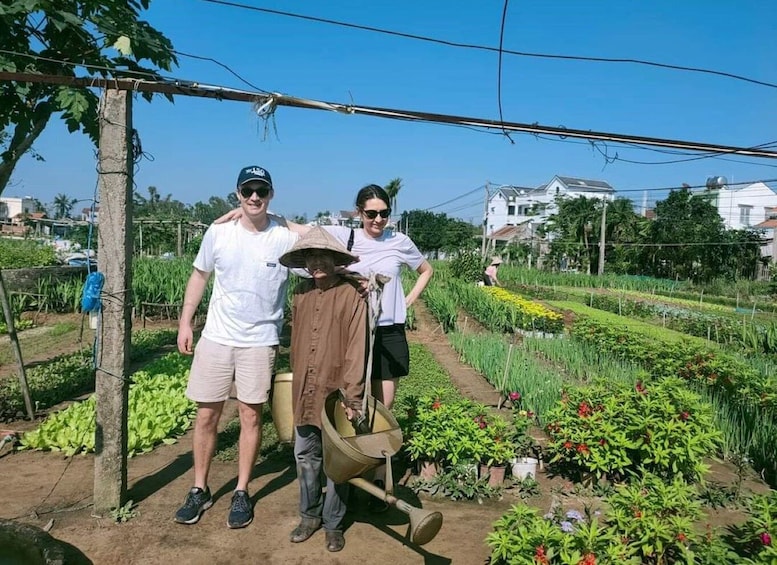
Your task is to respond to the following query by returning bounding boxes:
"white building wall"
[0,197,35,220]
[716,182,777,229]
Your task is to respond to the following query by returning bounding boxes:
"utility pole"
[598,198,607,276]
[481,182,490,257]
[93,89,133,516]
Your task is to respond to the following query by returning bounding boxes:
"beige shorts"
[186,337,276,405]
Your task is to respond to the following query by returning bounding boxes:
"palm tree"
[52,193,77,219]
[384,178,402,213]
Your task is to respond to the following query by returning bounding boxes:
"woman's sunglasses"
[239,186,271,199]
[362,208,391,220]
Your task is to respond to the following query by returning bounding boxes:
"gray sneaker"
[174,487,213,524]
[227,490,253,529]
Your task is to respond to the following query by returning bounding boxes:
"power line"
[199,0,777,90]
[495,0,514,143]
[424,185,485,210]
[4,71,777,163]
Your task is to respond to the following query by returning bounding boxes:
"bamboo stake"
[0,271,34,420]
[496,343,515,410]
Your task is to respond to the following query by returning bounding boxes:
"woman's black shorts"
[371,323,410,380]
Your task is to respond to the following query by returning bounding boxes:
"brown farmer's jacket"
[290,277,368,429]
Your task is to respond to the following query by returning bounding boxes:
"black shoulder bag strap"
[347,228,355,252]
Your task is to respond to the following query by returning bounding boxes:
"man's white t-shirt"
[326,226,425,326]
[194,219,298,347]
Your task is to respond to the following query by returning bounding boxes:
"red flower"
[509,391,521,401]
[633,509,642,518]
[563,441,573,450]
[579,553,596,565]
[761,532,772,546]
[431,401,441,410]
[577,402,592,418]
[599,438,607,446]
[576,443,590,455]
[677,532,687,543]
[635,381,647,394]
[534,545,549,565]
[679,411,690,421]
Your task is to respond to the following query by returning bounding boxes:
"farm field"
[2,260,776,564]
[0,301,772,564]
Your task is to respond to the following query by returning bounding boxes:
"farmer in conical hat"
[280,226,368,553]
[484,255,503,286]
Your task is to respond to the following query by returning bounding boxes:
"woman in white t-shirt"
[326,184,433,410]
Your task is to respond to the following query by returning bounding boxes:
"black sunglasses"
[362,208,391,219]
[239,186,271,199]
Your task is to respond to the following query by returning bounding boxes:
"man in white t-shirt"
[174,165,298,529]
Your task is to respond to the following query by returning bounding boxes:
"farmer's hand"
[342,404,361,422]
[214,208,242,224]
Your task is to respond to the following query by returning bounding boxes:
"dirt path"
[0,305,520,565]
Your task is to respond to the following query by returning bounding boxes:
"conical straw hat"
[279,226,358,268]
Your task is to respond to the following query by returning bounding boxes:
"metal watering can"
[320,391,443,546]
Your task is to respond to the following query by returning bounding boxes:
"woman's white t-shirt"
[326,226,425,326]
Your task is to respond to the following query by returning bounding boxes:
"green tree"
[384,177,402,211]
[442,218,478,253]
[52,192,77,218]
[189,195,234,225]
[641,188,728,282]
[594,197,648,274]
[542,196,599,273]
[0,1,177,197]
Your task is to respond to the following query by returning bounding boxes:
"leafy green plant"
[730,491,777,563]
[405,393,489,467]
[487,504,635,565]
[19,353,196,456]
[109,500,138,523]
[481,415,516,466]
[412,463,500,502]
[544,377,721,483]
[449,249,485,283]
[508,476,540,500]
[607,473,738,564]
[486,475,738,564]
[0,238,58,268]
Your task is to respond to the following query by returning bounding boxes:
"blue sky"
[7,0,777,224]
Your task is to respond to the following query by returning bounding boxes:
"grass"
[0,318,89,372]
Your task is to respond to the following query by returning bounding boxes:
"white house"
[486,175,615,236]
[80,206,100,224]
[694,177,777,230]
[0,196,35,222]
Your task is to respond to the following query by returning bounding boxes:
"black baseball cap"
[236,165,272,188]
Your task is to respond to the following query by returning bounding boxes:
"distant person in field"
[280,226,369,553]
[174,165,298,529]
[483,256,503,287]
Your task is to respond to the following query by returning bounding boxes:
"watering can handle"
[338,388,371,435]
[362,273,386,417]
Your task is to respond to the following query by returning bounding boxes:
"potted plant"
[479,416,515,488]
[509,404,540,480]
[406,395,489,478]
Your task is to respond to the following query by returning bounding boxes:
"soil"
[0,306,770,565]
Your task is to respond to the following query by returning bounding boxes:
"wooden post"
[93,89,133,516]
[177,220,183,256]
[496,343,515,410]
[0,271,34,420]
